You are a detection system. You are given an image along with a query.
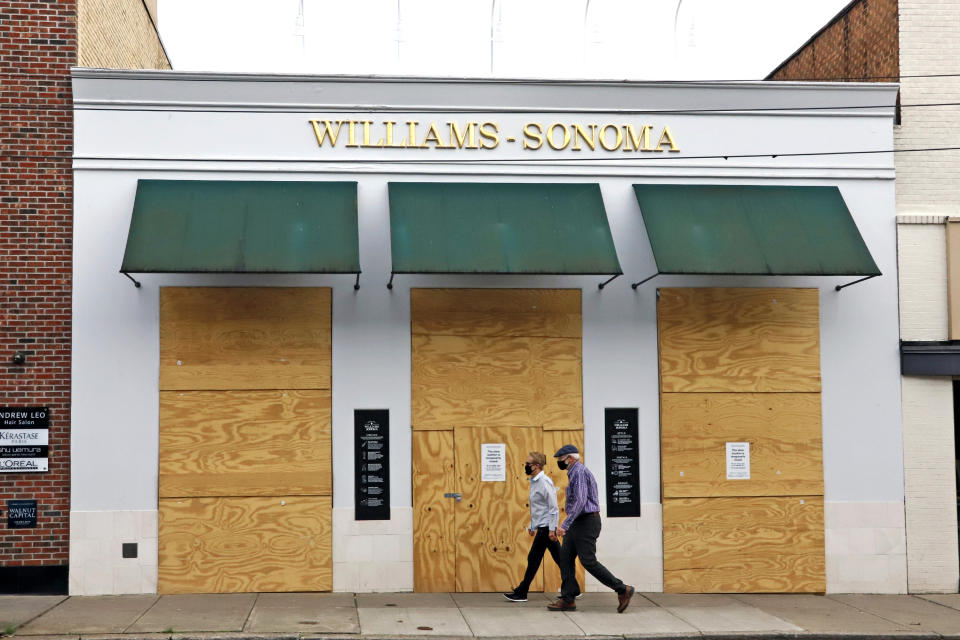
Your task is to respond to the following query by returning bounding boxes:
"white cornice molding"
[72,99,895,117]
[70,66,899,89]
[70,67,899,115]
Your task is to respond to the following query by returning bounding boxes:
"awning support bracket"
[386,273,395,290]
[122,272,142,288]
[354,273,361,290]
[631,273,660,289]
[835,274,878,292]
[598,274,621,290]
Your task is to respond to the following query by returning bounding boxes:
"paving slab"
[451,592,553,608]
[460,606,584,637]
[918,594,960,612]
[161,634,297,640]
[356,593,456,609]
[244,593,358,634]
[734,594,921,635]
[80,635,192,640]
[644,593,802,633]
[0,597,66,629]
[127,594,257,633]
[562,593,653,612]
[830,595,960,635]
[16,596,158,635]
[567,606,697,637]
[357,606,471,636]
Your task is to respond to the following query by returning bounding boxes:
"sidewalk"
[5,592,960,639]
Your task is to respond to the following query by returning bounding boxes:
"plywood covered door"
[658,288,825,593]
[158,287,332,594]
[411,289,585,592]
[453,425,542,592]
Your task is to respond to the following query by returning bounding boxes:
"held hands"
[556,526,566,537]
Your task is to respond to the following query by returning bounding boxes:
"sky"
[157,0,852,80]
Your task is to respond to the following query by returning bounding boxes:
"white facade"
[896,0,960,593]
[71,70,902,595]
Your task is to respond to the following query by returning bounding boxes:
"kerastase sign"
[309,119,679,153]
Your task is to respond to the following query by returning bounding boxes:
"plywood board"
[454,426,543,593]
[663,496,824,593]
[663,554,825,593]
[159,390,331,498]
[412,430,456,592]
[160,287,331,391]
[541,430,585,594]
[158,495,332,594]
[661,393,823,498]
[657,288,820,393]
[412,335,582,431]
[411,288,581,338]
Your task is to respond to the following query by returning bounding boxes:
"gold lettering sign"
[308,119,680,153]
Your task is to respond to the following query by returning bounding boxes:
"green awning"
[388,182,622,275]
[632,184,880,276]
[120,180,360,274]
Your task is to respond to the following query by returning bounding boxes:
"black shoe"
[503,591,527,602]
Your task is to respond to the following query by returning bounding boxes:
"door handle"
[444,492,462,502]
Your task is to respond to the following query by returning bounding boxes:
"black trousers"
[514,526,564,596]
[559,513,625,602]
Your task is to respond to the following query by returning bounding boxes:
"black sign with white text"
[604,408,640,518]
[7,500,38,529]
[0,407,49,473]
[355,409,390,520]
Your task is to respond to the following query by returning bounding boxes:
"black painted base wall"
[0,565,68,594]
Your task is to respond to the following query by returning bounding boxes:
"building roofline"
[71,66,898,90]
[765,0,866,80]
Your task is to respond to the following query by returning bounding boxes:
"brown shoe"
[547,598,577,612]
[617,585,635,613]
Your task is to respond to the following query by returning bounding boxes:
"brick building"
[770,0,960,593]
[1,0,169,594]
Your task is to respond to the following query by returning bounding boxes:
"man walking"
[503,451,573,602]
[547,445,634,613]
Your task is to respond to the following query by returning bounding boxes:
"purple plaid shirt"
[561,461,600,530]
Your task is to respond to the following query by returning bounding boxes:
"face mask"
[557,459,568,470]
[524,463,533,475]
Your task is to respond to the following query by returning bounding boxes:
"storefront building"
[70,69,902,595]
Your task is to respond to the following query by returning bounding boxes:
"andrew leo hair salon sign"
[0,407,49,473]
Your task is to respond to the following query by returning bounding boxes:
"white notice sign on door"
[481,443,506,482]
[726,442,750,480]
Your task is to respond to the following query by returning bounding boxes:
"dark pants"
[559,513,625,602]
[514,527,563,596]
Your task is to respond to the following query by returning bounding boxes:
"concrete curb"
[8,635,953,640]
